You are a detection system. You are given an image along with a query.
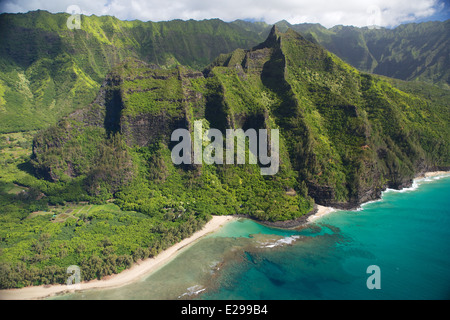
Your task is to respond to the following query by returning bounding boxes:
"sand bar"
[0,215,236,300]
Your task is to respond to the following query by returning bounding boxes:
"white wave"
[178,285,206,299]
[416,174,450,183]
[384,181,419,194]
[358,198,383,210]
[355,181,420,212]
[208,261,221,273]
[356,173,450,212]
[385,174,450,195]
[257,235,301,248]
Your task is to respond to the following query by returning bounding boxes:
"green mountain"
[206,27,449,207]
[0,15,448,289]
[0,10,266,133]
[276,20,450,89]
[1,11,448,135]
[30,56,313,222]
[31,26,449,213]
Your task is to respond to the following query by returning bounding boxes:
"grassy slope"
[0,22,448,289]
[284,20,450,89]
[280,28,448,205]
[0,11,265,133]
[209,27,449,207]
[0,130,211,289]
[1,12,448,135]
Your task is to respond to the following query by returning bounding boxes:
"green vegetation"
[0,11,267,133]
[279,20,450,89]
[0,198,210,288]
[0,132,211,289]
[203,26,448,208]
[235,19,450,89]
[0,18,448,289]
[1,11,448,134]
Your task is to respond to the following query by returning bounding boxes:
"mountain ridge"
[0,11,448,134]
[0,11,267,133]
[30,26,449,211]
[274,19,450,89]
[0,24,448,289]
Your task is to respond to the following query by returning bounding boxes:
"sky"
[0,0,449,28]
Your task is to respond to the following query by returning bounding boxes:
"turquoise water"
[56,175,450,300]
[203,175,450,300]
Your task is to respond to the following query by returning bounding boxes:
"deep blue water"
[57,175,450,300]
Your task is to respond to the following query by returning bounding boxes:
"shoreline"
[253,204,337,229]
[306,205,336,223]
[278,170,450,227]
[1,171,449,300]
[304,170,450,223]
[0,215,237,300]
[417,171,450,179]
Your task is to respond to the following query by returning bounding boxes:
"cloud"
[0,0,447,27]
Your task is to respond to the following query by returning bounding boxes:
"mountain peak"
[253,24,282,50]
[269,24,282,38]
[274,20,292,32]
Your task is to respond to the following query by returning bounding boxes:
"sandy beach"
[0,215,236,300]
[419,171,450,178]
[307,205,336,223]
[2,171,449,300]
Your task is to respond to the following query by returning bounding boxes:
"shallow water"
[55,175,450,300]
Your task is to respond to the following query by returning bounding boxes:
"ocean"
[55,174,450,300]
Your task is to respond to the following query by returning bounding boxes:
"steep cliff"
[31,27,449,217]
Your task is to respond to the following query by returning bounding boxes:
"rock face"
[32,27,449,212]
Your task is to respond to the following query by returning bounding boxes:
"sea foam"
[257,235,301,248]
[178,285,206,299]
